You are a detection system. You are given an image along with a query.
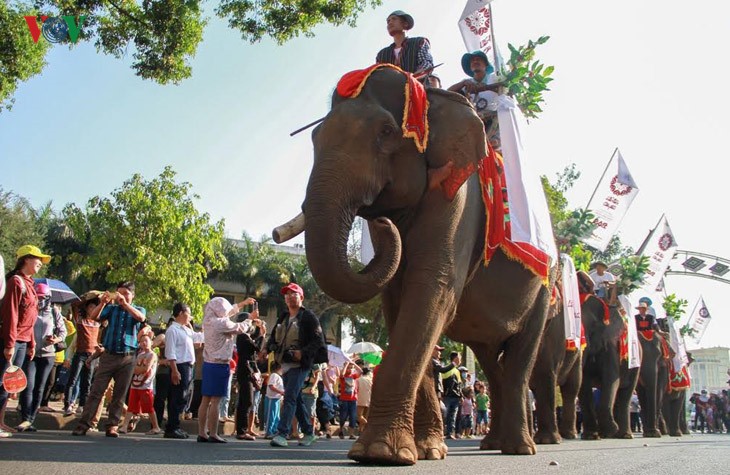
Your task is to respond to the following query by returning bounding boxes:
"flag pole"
[585,147,618,211]
[488,3,501,71]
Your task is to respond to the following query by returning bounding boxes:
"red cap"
[280,283,304,298]
[34,282,51,296]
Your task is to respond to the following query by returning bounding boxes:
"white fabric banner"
[667,317,689,371]
[583,150,639,252]
[618,294,642,369]
[359,218,374,265]
[459,0,496,66]
[496,95,558,263]
[640,216,678,291]
[687,296,711,345]
[560,253,581,349]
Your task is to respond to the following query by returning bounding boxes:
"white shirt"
[589,270,615,290]
[202,314,251,363]
[165,322,204,364]
[266,372,284,399]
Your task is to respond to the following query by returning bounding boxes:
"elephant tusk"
[272,213,305,244]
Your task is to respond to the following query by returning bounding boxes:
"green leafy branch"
[613,255,650,294]
[500,35,553,119]
[662,293,688,322]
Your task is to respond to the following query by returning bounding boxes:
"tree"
[0,2,50,112]
[3,0,382,112]
[62,166,226,316]
[0,187,49,271]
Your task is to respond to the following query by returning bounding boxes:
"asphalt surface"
[0,431,728,475]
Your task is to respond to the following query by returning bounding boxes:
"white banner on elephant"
[560,253,581,349]
[686,296,711,346]
[496,95,558,264]
[459,0,497,66]
[618,294,641,369]
[666,317,689,371]
[583,149,639,252]
[639,216,678,291]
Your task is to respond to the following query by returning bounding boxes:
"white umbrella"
[327,344,352,368]
[348,341,383,355]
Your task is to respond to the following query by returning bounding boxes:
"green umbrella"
[360,351,382,365]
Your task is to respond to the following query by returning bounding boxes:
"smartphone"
[253,301,259,312]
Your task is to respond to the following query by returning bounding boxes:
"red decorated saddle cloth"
[669,365,691,392]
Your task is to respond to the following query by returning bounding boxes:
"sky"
[1,0,729,349]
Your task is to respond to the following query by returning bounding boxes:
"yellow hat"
[16,244,51,264]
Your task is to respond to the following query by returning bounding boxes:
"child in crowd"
[338,361,362,439]
[264,362,284,438]
[120,335,160,435]
[475,383,490,436]
[460,386,475,439]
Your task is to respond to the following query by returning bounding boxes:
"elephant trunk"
[303,186,401,304]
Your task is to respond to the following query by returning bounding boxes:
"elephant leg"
[413,366,448,460]
[597,360,619,438]
[558,355,580,440]
[579,377,600,440]
[497,294,549,455]
[638,364,661,438]
[348,285,452,465]
[613,373,635,439]
[532,371,560,444]
[679,395,689,435]
[473,345,502,451]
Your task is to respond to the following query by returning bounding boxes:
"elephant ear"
[424,89,488,200]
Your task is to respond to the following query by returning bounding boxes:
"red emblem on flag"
[658,233,674,251]
[465,7,491,36]
[609,175,632,196]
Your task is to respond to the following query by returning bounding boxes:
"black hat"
[389,10,414,30]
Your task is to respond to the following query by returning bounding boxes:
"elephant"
[635,322,670,438]
[529,307,582,444]
[276,66,554,465]
[578,293,639,440]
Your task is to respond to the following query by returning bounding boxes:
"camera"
[282,346,299,363]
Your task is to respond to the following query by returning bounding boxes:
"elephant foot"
[643,429,662,438]
[348,427,418,466]
[500,432,537,455]
[581,431,600,440]
[414,433,448,461]
[479,435,501,451]
[613,432,633,439]
[669,431,682,437]
[681,429,690,435]
[533,430,561,445]
[559,429,577,440]
[599,422,619,439]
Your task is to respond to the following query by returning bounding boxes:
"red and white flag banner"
[640,216,678,291]
[687,296,711,346]
[561,254,581,349]
[583,150,639,252]
[459,0,496,65]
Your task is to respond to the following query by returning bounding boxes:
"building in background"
[688,346,730,394]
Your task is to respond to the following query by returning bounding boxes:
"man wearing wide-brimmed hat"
[376,10,433,75]
[589,261,615,299]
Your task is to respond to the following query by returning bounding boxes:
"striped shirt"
[376,37,433,74]
[100,304,145,354]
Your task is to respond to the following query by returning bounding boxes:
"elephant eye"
[380,125,396,137]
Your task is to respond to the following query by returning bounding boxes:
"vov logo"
[24,16,87,44]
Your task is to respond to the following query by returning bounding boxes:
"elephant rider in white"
[588,261,615,299]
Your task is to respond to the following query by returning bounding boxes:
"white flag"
[459,0,497,66]
[639,216,678,291]
[560,253,581,350]
[687,296,711,345]
[583,150,639,252]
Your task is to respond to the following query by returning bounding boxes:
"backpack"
[0,274,28,309]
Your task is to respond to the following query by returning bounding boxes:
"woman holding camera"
[234,313,266,440]
[197,296,257,443]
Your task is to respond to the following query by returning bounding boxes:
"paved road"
[0,431,728,474]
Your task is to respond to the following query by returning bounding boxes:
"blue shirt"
[100,304,145,354]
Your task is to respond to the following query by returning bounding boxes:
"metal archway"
[664,250,730,285]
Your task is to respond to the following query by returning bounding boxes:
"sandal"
[127,416,139,432]
[146,429,161,435]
